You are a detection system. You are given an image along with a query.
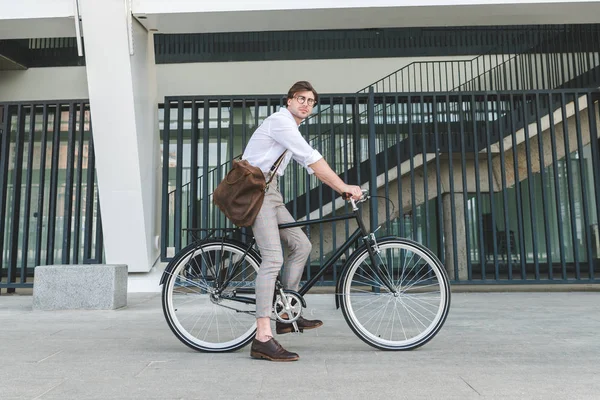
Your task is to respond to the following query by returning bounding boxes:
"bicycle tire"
[162,239,261,352]
[339,237,451,350]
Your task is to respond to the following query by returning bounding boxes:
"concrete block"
[33,265,128,310]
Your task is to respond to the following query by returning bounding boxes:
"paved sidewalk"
[1,292,599,400]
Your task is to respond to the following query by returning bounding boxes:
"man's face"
[287,90,317,124]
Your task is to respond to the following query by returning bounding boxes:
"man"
[243,81,363,361]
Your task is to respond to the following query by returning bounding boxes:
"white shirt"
[242,108,323,175]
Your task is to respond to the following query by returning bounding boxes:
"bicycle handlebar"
[342,190,370,206]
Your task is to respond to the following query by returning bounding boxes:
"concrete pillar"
[443,193,468,281]
[79,0,160,272]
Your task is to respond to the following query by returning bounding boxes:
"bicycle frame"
[280,213,364,296]
[218,198,397,299]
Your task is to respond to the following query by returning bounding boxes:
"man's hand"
[342,185,363,200]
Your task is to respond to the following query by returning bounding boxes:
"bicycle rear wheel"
[339,237,450,350]
[162,239,260,352]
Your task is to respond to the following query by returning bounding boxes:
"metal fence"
[0,101,103,293]
[161,89,600,284]
[360,25,600,94]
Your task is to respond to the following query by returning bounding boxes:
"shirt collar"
[280,107,296,123]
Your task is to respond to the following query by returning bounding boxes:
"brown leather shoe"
[276,315,323,334]
[250,337,299,362]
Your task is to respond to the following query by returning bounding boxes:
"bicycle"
[160,192,451,352]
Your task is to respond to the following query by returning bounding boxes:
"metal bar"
[214,99,223,230]
[534,93,553,279]
[408,96,417,241]
[291,97,299,220]
[190,100,199,237]
[352,99,361,195]
[72,103,86,263]
[572,92,594,279]
[20,105,36,281]
[432,95,444,264]
[567,29,575,86]
[368,87,378,234]
[34,105,49,267]
[560,92,581,279]
[381,96,390,236]
[547,93,567,278]
[94,201,103,262]
[83,119,96,262]
[446,94,459,279]
[303,111,311,277]
[279,214,354,230]
[533,30,541,90]
[0,105,10,280]
[61,103,76,264]
[329,97,337,282]
[298,228,363,296]
[72,0,83,57]
[552,32,560,89]
[174,100,184,252]
[472,96,485,280]
[394,96,404,238]
[317,96,324,282]
[527,52,535,91]
[459,95,472,280]
[342,96,350,247]
[202,101,210,239]
[8,105,25,290]
[522,94,541,279]
[421,95,430,249]
[227,97,235,228]
[160,101,171,259]
[46,104,61,265]
[484,95,499,279]
[495,95,513,279]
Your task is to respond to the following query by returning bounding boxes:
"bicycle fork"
[351,199,398,295]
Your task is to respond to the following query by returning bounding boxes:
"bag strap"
[266,151,287,185]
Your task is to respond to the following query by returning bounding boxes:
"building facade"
[1,0,599,292]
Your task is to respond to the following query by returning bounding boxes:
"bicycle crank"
[273,290,305,332]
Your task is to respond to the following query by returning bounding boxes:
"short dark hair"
[286,81,318,104]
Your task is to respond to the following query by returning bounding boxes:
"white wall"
[0,67,88,101]
[157,56,473,97]
[1,56,475,102]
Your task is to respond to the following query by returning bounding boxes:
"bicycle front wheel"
[339,237,451,350]
[162,239,260,352]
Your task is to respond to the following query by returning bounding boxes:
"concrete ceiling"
[1,2,600,40]
[133,3,600,34]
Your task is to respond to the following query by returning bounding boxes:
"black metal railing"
[161,89,600,284]
[359,25,600,94]
[0,101,103,293]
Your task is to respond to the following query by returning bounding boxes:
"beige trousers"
[251,177,312,318]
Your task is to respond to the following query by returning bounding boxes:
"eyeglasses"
[294,95,317,107]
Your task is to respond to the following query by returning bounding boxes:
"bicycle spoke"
[163,240,259,352]
[341,239,450,350]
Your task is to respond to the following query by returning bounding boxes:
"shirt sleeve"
[268,114,323,174]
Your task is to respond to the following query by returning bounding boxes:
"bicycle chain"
[211,298,295,322]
